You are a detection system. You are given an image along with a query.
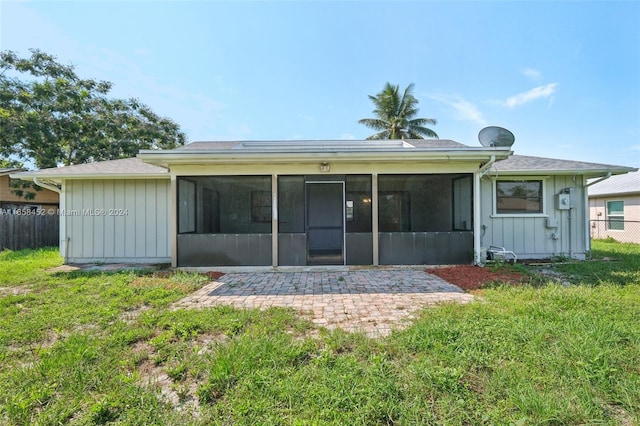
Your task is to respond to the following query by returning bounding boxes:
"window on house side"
[606,200,624,230]
[496,180,543,214]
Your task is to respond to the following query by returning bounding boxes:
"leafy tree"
[358,82,438,140]
[0,49,186,170]
[0,158,22,169]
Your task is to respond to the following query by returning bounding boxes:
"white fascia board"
[10,172,169,181]
[494,168,636,177]
[138,148,513,167]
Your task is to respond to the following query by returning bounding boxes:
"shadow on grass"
[551,240,640,286]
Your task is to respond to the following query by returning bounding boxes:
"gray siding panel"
[65,179,171,263]
[480,175,588,259]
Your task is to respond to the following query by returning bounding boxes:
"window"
[606,200,624,230]
[378,174,468,232]
[177,176,272,234]
[496,180,543,214]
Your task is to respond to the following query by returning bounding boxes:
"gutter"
[33,177,62,194]
[478,155,496,177]
[585,172,612,188]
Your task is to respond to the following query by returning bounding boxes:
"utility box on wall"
[556,193,571,210]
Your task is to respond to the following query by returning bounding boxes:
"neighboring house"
[0,168,59,211]
[12,140,636,267]
[588,170,640,243]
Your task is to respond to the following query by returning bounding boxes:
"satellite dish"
[478,126,515,147]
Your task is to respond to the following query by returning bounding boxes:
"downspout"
[474,156,496,264]
[585,172,612,188]
[33,177,62,193]
[583,172,611,258]
[478,155,496,178]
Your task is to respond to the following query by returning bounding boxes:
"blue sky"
[2,0,639,168]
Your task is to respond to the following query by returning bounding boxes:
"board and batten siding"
[480,175,588,260]
[63,179,171,263]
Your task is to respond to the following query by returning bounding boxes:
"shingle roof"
[588,170,640,196]
[177,141,242,150]
[177,139,469,150]
[12,158,167,179]
[0,168,22,175]
[492,155,636,175]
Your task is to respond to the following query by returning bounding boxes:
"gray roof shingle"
[492,155,635,175]
[0,168,22,175]
[13,158,167,178]
[177,139,469,150]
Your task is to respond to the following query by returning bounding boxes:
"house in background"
[588,170,640,243]
[0,168,59,212]
[12,139,636,267]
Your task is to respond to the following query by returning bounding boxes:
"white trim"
[272,174,278,267]
[473,171,481,264]
[170,175,177,268]
[492,177,548,217]
[372,173,379,265]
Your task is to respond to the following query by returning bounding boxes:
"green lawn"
[0,241,638,425]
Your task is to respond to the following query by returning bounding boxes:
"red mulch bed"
[425,265,530,291]
[203,271,225,280]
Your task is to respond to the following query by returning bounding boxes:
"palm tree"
[358,82,438,140]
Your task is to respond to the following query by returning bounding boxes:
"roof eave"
[10,172,169,181]
[494,167,636,177]
[138,148,513,167]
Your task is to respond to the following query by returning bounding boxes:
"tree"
[0,49,186,170]
[358,82,438,140]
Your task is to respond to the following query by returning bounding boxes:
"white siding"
[63,179,171,263]
[480,175,588,260]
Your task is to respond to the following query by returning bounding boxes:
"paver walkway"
[174,269,474,337]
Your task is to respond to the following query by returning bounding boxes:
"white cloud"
[521,67,543,82]
[501,83,558,109]
[429,93,487,127]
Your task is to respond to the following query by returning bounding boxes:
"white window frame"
[492,177,548,218]
[606,200,624,231]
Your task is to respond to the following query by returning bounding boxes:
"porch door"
[306,182,345,265]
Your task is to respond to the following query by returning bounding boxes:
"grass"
[0,243,639,425]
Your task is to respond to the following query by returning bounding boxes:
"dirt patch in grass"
[0,285,32,296]
[426,265,532,291]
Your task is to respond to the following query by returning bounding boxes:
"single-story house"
[12,139,636,267]
[1,167,59,211]
[588,170,640,243]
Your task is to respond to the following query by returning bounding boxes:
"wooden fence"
[0,214,59,251]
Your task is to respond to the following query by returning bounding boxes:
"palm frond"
[359,82,438,140]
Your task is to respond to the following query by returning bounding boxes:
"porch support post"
[473,171,481,265]
[170,174,177,268]
[372,173,379,265]
[272,174,278,267]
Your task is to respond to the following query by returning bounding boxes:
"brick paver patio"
[174,269,474,337]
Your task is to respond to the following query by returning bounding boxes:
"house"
[588,170,640,243]
[11,139,636,267]
[0,168,59,212]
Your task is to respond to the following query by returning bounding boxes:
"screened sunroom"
[175,173,474,267]
[138,139,512,267]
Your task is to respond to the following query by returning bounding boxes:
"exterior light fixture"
[320,162,330,172]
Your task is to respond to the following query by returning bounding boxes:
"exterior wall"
[62,179,171,263]
[480,175,588,260]
[589,194,640,243]
[0,174,59,207]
